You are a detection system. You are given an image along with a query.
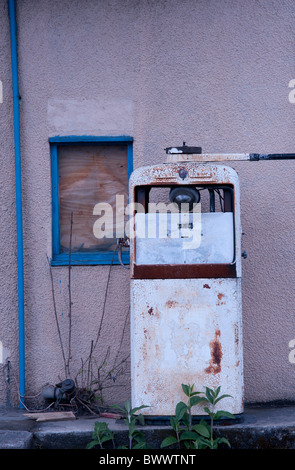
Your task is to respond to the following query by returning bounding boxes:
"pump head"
[169,186,200,211]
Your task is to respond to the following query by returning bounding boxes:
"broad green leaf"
[214,394,232,405]
[180,431,200,441]
[160,436,179,448]
[125,400,131,413]
[199,418,208,425]
[214,410,236,420]
[184,440,191,449]
[136,413,145,425]
[196,437,211,449]
[131,404,149,415]
[133,431,146,443]
[192,423,210,438]
[110,404,126,413]
[205,387,214,404]
[86,440,99,449]
[133,441,147,449]
[129,417,137,427]
[204,406,214,418]
[170,416,180,431]
[181,384,191,397]
[190,395,206,407]
[175,401,188,420]
[215,386,221,398]
[182,412,190,428]
[94,422,109,432]
[100,434,114,444]
[215,437,231,448]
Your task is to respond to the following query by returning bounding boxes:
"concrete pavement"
[0,404,295,449]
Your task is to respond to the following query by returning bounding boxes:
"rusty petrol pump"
[128,145,245,420]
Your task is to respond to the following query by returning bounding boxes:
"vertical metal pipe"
[8,0,25,408]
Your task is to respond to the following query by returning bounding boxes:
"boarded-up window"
[58,144,128,253]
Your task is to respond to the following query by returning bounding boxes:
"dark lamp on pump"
[169,186,200,211]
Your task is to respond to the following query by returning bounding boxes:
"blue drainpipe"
[8,0,25,408]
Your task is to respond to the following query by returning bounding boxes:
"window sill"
[50,251,130,266]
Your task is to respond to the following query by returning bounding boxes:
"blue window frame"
[50,135,133,266]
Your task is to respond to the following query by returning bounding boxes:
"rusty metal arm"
[166,153,295,163]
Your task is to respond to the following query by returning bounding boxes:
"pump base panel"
[131,278,243,416]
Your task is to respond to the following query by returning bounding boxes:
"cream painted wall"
[1,0,295,408]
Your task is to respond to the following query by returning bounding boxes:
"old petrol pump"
[128,146,244,418]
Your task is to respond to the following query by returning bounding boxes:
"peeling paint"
[217,292,225,306]
[166,300,178,308]
[131,278,243,416]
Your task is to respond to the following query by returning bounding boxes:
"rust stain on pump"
[166,300,178,308]
[205,329,222,374]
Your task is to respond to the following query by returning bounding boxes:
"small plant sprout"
[87,386,236,450]
[86,421,115,449]
[197,386,235,449]
[161,384,209,449]
[161,384,235,450]
[112,400,150,449]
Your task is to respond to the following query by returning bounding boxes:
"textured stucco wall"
[1,0,295,408]
[0,0,19,407]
